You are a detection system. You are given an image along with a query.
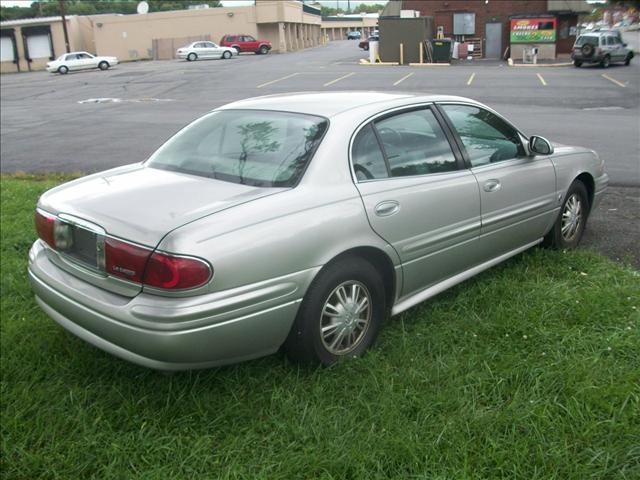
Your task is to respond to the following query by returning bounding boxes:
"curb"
[509,62,572,67]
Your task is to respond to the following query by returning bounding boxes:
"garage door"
[1,36,15,62]
[26,34,51,59]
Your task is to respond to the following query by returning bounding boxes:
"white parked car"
[47,52,118,74]
[176,41,237,61]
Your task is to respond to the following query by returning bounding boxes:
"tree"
[1,0,221,21]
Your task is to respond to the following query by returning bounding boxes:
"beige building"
[321,14,379,41]
[1,1,322,73]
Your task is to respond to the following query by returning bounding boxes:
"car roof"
[216,92,480,118]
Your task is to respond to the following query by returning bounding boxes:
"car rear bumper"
[29,241,313,370]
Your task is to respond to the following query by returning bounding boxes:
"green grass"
[1,175,639,480]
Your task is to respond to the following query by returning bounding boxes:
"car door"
[205,42,222,58]
[352,106,482,298]
[242,35,258,51]
[438,103,557,260]
[64,53,80,70]
[77,53,97,70]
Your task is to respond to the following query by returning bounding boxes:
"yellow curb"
[509,62,572,67]
[359,61,400,66]
[409,62,450,67]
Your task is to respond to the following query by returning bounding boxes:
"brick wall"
[403,0,576,57]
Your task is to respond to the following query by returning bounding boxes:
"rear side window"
[352,124,388,181]
[576,35,599,46]
[375,108,457,177]
[147,110,328,187]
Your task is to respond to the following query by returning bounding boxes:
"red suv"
[220,34,272,54]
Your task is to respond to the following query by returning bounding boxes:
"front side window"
[375,108,457,177]
[440,104,525,167]
[147,110,328,187]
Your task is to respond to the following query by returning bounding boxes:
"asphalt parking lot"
[1,39,638,266]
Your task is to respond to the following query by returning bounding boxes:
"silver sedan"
[176,41,236,61]
[29,92,608,370]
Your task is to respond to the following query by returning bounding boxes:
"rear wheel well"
[324,247,396,312]
[575,172,594,212]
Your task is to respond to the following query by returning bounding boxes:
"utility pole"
[59,0,70,53]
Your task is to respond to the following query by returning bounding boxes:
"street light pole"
[59,0,70,53]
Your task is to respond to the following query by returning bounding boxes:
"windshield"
[147,110,328,187]
[576,35,600,46]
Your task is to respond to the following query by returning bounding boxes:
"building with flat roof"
[395,0,591,59]
[1,0,322,73]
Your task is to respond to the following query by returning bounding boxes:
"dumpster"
[431,38,452,63]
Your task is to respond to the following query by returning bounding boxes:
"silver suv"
[572,31,634,67]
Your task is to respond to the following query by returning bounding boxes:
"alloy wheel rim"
[320,281,371,355]
[561,193,583,241]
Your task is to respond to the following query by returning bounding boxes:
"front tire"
[600,55,610,68]
[363,44,369,51]
[284,257,386,365]
[222,50,231,59]
[258,45,269,55]
[544,180,590,250]
[187,53,197,62]
[98,61,109,71]
[625,53,632,66]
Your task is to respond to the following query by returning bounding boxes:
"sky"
[0,0,390,8]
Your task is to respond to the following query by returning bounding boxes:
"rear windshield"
[147,110,328,187]
[576,35,600,46]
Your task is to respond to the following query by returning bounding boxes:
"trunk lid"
[39,164,286,248]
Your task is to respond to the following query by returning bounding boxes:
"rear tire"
[625,53,632,66]
[573,60,582,67]
[187,53,197,62]
[600,55,610,68]
[58,65,68,74]
[363,44,369,51]
[98,61,109,71]
[284,257,386,365]
[543,180,590,250]
[232,46,241,54]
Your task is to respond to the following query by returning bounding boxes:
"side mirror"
[529,135,554,155]
[623,43,628,47]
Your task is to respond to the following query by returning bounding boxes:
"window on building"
[0,36,15,62]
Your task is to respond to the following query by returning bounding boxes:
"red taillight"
[34,209,55,248]
[143,252,211,290]
[105,237,151,283]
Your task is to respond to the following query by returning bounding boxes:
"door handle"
[483,179,502,193]
[374,200,400,217]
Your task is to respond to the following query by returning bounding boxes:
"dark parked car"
[220,34,272,54]
[347,31,362,40]
[359,35,379,51]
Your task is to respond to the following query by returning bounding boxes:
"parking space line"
[256,73,300,88]
[601,73,626,88]
[536,73,547,86]
[466,73,476,86]
[324,72,355,87]
[393,72,414,86]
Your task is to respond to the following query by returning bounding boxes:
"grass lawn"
[1,175,639,480]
